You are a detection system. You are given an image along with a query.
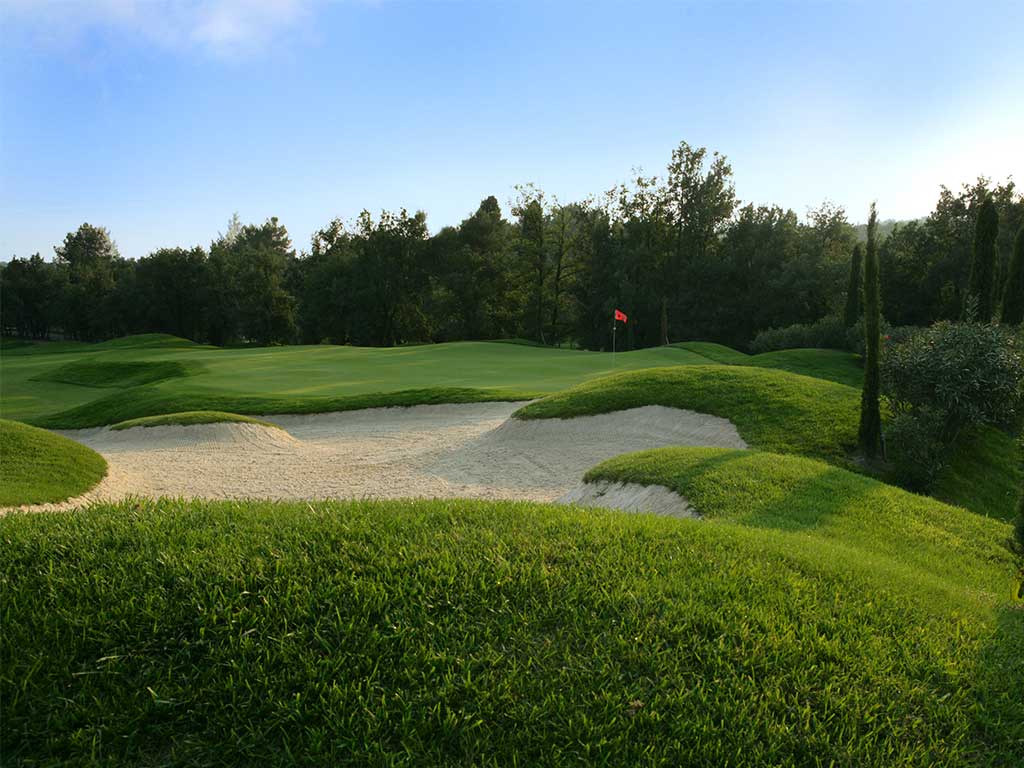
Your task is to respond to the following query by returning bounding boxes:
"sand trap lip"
[6,403,746,513]
[559,480,697,518]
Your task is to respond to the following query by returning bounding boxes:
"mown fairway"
[0,336,693,423]
[0,334,862,426]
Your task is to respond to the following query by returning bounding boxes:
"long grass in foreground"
[1,466,1020,765]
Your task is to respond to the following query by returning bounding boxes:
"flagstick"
[612,317,616,368]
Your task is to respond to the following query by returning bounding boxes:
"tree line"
[2,141,1022,349]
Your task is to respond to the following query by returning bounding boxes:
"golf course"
[1,333,1022,765]
[4,4,1024,761]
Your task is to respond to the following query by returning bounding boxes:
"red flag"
[614,309,627,323]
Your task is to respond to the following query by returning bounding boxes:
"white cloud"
[1,0,316,57]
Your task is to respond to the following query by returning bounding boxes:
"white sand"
[8,403,745,513]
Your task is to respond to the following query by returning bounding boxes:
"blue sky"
[2,0,1022,261]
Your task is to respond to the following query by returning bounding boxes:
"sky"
[2,0,1022,261]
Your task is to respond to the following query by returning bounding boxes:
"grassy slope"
[673,342,864,387]
[516,365,860,464]
[938,427,1022,521]
[2,472,1020,765]
[0,419,107,506]
[517,365,1021,520]
[109,410,282,431]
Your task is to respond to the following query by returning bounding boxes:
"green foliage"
[2,480,1021,765]
[134,248,209,341]
[968,196,1000,321]
[109,410,282,431]
[858,204,883,458]
[1002,224,1024,325]
[885,408,948,491]
[208,216,297,345]
[0,419,106,505]
[516,365,860,464]
[52,223,120,342]
[843,243,863,327]
[881,322,1024,438]
[33,358,201,389]
[749,314,849,353]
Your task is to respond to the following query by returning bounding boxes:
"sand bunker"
[12,403,745,512]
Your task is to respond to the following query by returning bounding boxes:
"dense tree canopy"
[3,142,1022,349]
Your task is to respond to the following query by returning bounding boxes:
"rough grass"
[0,419,106,506]
[32,386,537,431]
[2,475,1020,765]
[32,358,202,389]
[109,410,282,431]
[516,365,860,464]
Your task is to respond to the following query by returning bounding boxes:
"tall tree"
[547,200,587,346]
[347,209,431,346]
[661,142,736,345]
[135,247,209,340]
[843,244,863,327]
[1002,224,1024,325]
[858,204,883,459]
[967,196,999,320]
[512,185,549,343]
[53,223,120,341]
[0,254,64,339]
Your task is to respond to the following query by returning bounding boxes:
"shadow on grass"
[970,601,1024,764]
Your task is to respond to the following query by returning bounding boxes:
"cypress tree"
[1000,224,1024,325]
[967,196,999,321]
[843,244,863,327]
[858,204,883,459]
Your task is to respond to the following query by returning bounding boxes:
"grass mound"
[516,365,860,464]
[32,358,202,389]
[2,485,1020,765]
[0,419,106,506]
[90,333,199,350]
[745,348,863,387]
[672,342,863,387]
[109,410,282,431]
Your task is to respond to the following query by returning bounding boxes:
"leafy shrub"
[885,409,948,491]
[750,315,848,353]
[845,318,918,357]
[881,321,1024,440]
